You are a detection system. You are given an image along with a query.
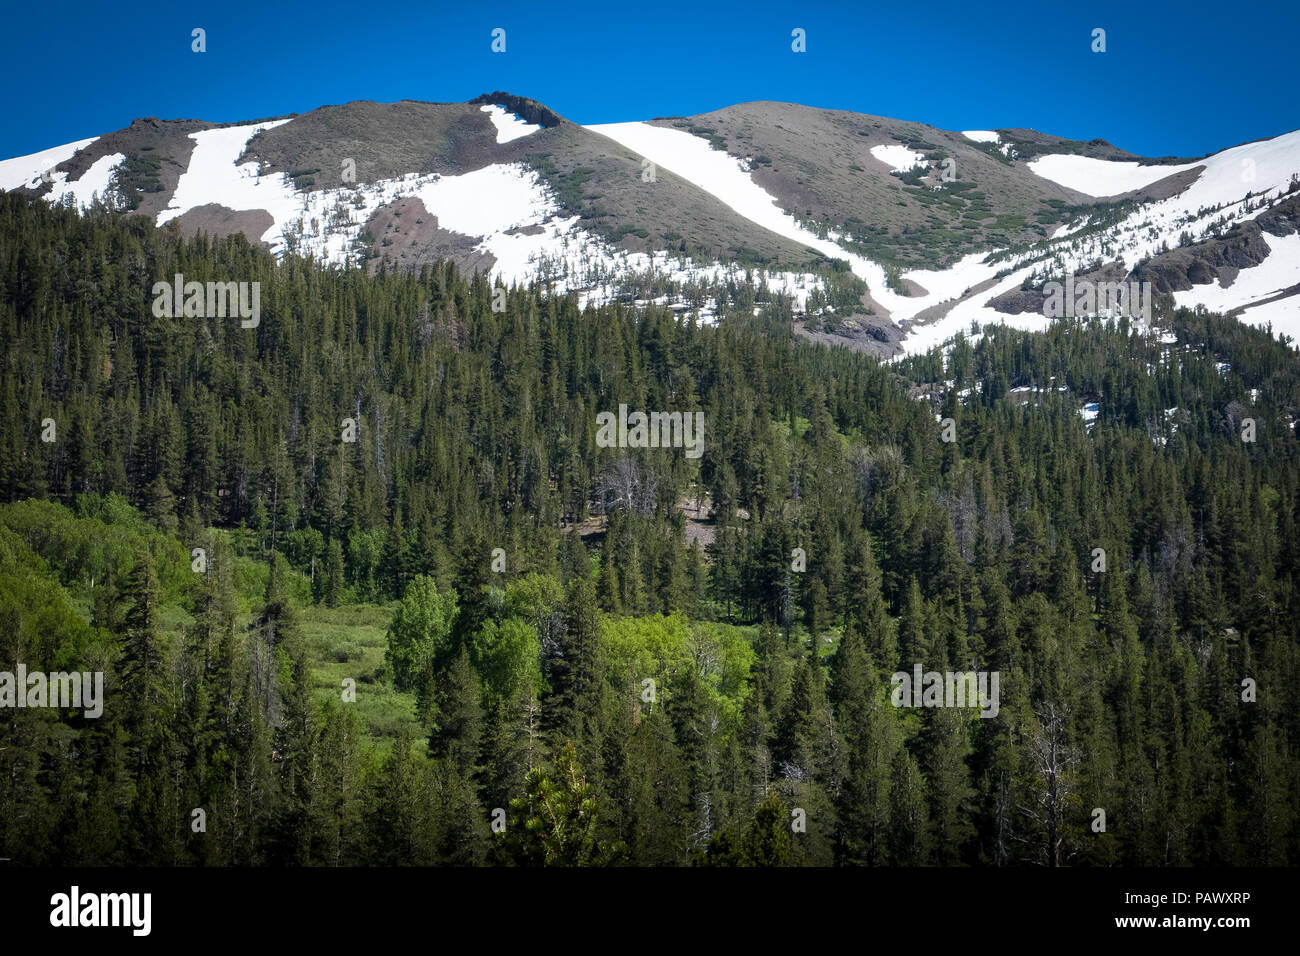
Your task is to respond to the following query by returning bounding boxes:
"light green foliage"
[471,616,542,705]
[0,495,190,602]
[602,613,756,736]
[384,575,458,692]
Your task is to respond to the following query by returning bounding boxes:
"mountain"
[3,92,1298,356]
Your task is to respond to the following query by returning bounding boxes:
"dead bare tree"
[1016,701,1078,866]
[597,456,657,517]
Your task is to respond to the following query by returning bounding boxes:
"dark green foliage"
[0,193,1297,866]
[112,152,165,210]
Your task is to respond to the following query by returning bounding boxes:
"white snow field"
[1167,232,1300,341]
[44,152,126,209]
[0,135,125,210]
[1237,296,1300,341]
[1171,234,1300,316]
[157,120,299,231]
[1027,153,1198,197]
[869,144,926,172]
[892,261,1048,356]
[0,136,99,191]
[480,104,541,144]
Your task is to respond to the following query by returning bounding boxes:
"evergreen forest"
[2,194,1298,867]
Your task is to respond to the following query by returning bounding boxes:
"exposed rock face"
[1258,194,1300,236]
[984,288,1047,315]
[1132,222,1272,294]
[171,205,276,245]
[1129,194,1300,293]
[362,197,495,277]
[795,312,904,359]
[470,92,565,129]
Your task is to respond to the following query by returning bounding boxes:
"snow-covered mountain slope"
[0,133,128,210]
[1028,130,1300,269]
[157,120,296,229]
[590,116,1300,345]
[0,136,100,191]
[983,130,1300,341]
[140,117,815,312]
[3,93,1298,354]
[1171,233,1300,314]
[585,120,1016,326]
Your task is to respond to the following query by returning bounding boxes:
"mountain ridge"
[3,92,1297,356]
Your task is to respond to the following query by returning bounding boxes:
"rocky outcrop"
[1258,193,1300,236]
[1131,222,1272,294]
[795,313,904,359]
[470,92,565,129]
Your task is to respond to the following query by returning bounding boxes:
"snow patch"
[43,153,125,209]
[961,131,1000,144]
[870,144,926,173]
[1172,233,1300,340]
[157,120,298,230]
[481,104,541,144]
[1026,154,1198,197]
[895,261,1050,357]
[0,136,100,191]
[1235,294,1300,342]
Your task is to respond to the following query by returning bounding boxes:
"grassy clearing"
[299,602,421,743]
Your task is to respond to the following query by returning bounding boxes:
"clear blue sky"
[3,0,1296,160]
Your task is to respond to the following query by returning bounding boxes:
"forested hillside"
[1,193,1298,866]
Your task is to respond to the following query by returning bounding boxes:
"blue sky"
[3,0,1296,159]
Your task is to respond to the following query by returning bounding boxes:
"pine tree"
[889,749,930,864]
[503,741,621,866]
[431,645,484,781]
[741,794,793,866]
[120,552,168,775]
